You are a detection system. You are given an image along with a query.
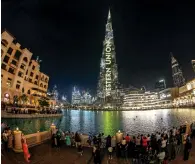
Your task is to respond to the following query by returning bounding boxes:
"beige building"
[173,78,195,107]
[1,30,54,107]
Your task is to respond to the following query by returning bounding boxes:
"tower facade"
[171,53,185,87]
[192,60,195,73]
[97,9,118,99]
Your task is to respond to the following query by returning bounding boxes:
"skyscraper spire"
[97,9,118,100]
[171,52,185,87]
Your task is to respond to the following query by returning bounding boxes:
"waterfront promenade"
[1,111,63,118]
[2,140,195,164]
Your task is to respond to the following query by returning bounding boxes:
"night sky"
[2,0,195,96]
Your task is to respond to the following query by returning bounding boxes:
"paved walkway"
[2,139,195,164]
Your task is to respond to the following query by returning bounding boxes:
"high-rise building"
[1,30,53,106]
[71,86,81,105]
[192,60,195,73]
[97,9,118,100]
[155,79,166,91]
[171,52,185,87]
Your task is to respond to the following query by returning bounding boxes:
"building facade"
[192,60,195,73]
[97,9,118,100]
[1,30,51,106]
[123,91,172,110]
[173,78,195,107]
[171,53,185,87]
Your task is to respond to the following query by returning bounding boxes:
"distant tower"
[192,60,195,73]
[71,86,81,105]
[97,9,118,100]
[171,52,185,87]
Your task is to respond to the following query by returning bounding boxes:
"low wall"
[24,131,90,148]
[25,131,51,148]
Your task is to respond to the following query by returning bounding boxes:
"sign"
[105,40,112,96]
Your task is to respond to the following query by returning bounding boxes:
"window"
[30,72,34,77]
[11,60,17,66]
[17,81,21,84]
[34,81,38,85]
[16,84,20,89]
[29,61,32,66]
[18,71,24,78]
[1,49,4,56]
[1,39,8,47]
[35,75,39,80]
[8,67,15,74]
[26,70,28,75]
[32,65,35,70]
[20,64,26,70]
[6,78,12,87]
[27,90,31,94]
[23,57,28,63]
[14,50,22,60]
[29,78,32,83]
[45,78,48,83]
[44,85,47,89]
[7,47,13,55]
[3,55,10,63]
[1,63,6,70]
[40,83,43,87]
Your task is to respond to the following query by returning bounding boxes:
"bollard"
[50,124,56,137]
[13,128,23,152]
[116,130,123,143]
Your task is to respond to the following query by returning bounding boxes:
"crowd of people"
[2,121,195,163]
[50,122,195,164]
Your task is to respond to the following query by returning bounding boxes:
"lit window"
[6,78,12,87]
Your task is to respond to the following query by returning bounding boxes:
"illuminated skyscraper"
[71,86,81,105]
[171,52,185,87]
[192,60,195,73]
[97,9,118,100]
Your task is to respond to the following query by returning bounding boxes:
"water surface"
[2,108,195,136]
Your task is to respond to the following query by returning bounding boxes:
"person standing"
[183,138,192,161]
[108,146,113,159]
[22,138,31,163]
[94,147,101,164]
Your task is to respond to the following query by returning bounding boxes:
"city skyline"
[2,1,195,93]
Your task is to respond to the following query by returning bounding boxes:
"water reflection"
[2,108,195,135]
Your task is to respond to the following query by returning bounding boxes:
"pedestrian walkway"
[2,140,195,164]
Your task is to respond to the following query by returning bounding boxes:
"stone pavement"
[2,139,195,164]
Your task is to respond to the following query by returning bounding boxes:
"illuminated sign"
[105,39,112,96]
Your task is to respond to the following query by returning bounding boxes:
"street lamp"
[159,79,166,89]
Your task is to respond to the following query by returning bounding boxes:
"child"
[108,146,113,159]
[78,143,83,156]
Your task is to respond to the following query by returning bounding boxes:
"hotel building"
[173,78,195,107]
[1,30,52,106]
[122,90,173,110]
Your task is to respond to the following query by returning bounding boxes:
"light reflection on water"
[2,108,195,136]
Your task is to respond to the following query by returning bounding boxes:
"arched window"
[40,83,43,87]
[1,49,4,56]
[44,85,47,89]
[34,81,38,85]
[27,90,31,94]
[1,39,8,47]
[23,57,28,63]
[45,78,48,83]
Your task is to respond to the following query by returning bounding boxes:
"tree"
[13,95,19,104]
[38,98,49,108]
[19,94,28,105]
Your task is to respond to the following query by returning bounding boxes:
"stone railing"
[25,131,51,148]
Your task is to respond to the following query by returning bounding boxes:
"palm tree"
[13,95,19,104]
[19,94,28,106]
[38,98,49,108]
